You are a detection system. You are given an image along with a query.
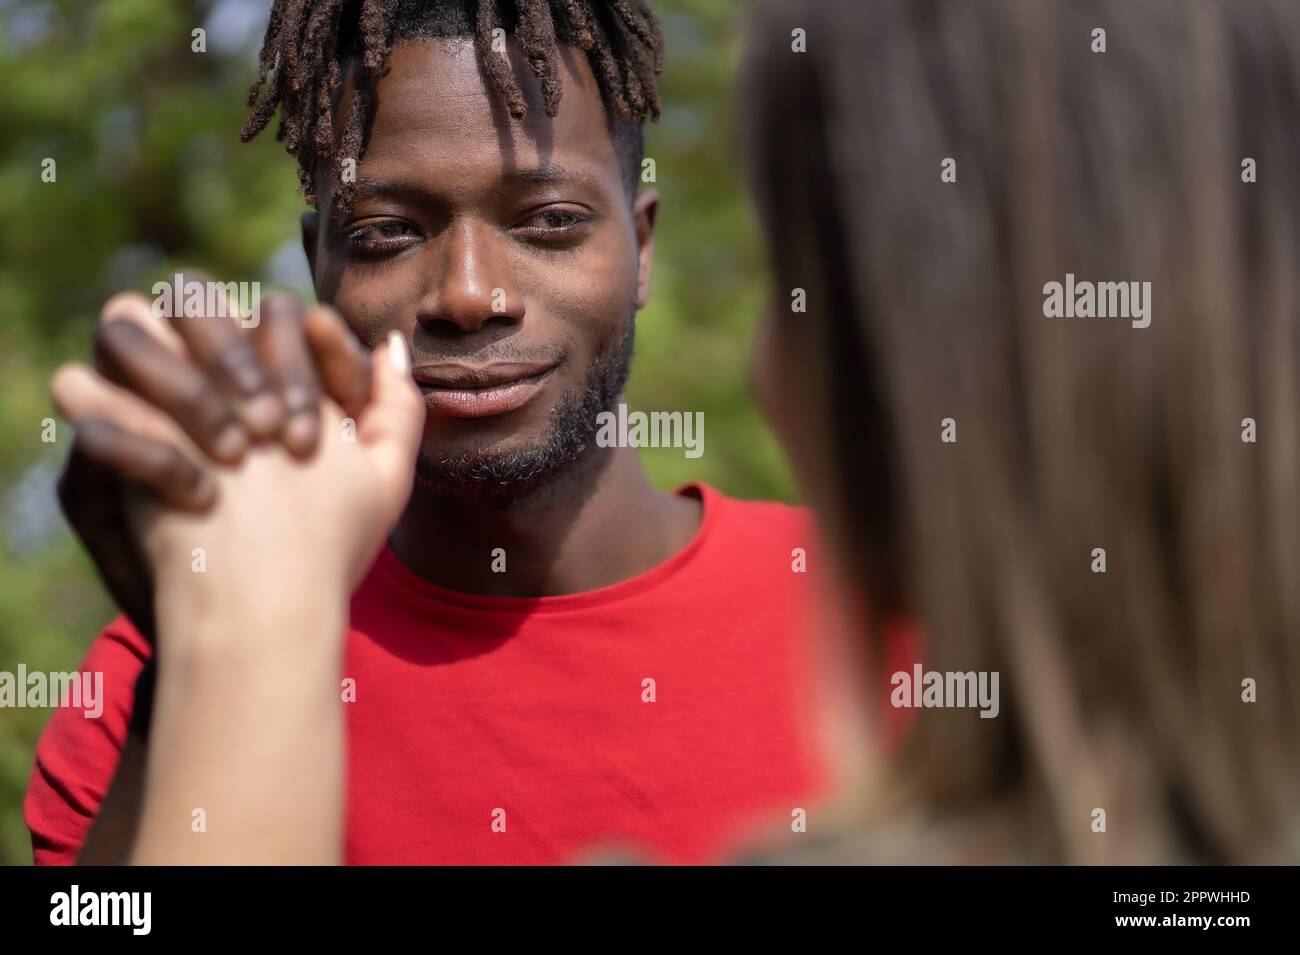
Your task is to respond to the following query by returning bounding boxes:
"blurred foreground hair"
[744,0,1300,862]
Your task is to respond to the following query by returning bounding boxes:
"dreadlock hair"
[240,0,664,213]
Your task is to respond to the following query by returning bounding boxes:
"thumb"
[359,331,425,501]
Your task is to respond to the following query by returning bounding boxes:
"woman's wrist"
[153,581,348,670]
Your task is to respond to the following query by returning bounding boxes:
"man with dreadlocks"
[28,0,832,864]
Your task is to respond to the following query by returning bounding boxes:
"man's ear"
[632,188,659,310]
[301,210,320,286]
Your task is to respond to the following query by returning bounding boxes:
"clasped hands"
[51,277,425,649]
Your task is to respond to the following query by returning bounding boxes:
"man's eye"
[345,220,419,258]
[516,208,591,236]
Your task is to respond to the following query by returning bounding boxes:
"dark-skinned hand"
[51,273,375,643]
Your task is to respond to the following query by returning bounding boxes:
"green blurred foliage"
[0,0,791,865]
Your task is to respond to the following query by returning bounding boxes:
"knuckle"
[280,375,320,415]
[213,338,267,390]
[173,376,228,431]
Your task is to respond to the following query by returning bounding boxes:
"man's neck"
[388,444,702,598]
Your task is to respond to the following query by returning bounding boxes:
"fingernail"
[213,424,248,461]
[285,412,319,454]
[240,392,284,438]
[388,330,409,374]
[230,362,264,397]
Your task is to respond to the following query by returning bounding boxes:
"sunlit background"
[0,0,790,865]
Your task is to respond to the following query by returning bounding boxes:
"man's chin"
[412,429,596,505]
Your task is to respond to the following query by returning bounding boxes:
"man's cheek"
[332,292,406,347]
[545,256,632,319]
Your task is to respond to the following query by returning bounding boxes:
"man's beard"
[413,317,635,504]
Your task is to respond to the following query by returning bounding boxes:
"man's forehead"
[363,37,612,165]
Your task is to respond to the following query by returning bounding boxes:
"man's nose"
[415,220,524,335]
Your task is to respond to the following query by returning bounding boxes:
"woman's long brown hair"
[743,0,1300,862]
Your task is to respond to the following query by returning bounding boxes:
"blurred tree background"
[0,0,792,864]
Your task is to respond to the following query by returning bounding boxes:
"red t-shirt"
[26,483,835,865]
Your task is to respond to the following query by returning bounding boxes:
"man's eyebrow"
[501,163,591,186]
[351,178,425,201]
[350,164,593,202]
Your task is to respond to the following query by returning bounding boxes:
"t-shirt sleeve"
[24,616,151,865]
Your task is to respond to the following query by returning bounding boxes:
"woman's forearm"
[129,588,348,865]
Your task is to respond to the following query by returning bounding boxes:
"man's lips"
[411,361,558,418]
